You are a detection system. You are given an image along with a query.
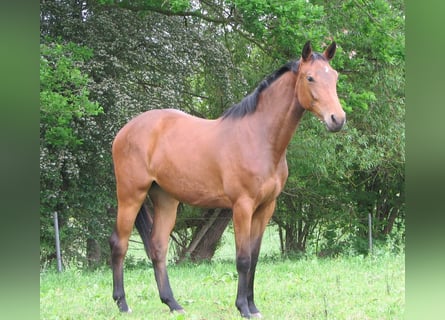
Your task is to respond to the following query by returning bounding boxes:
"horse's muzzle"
[326,113,346,132]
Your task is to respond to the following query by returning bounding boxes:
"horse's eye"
[307,76,314,82]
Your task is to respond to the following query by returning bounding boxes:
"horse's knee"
[236,255,251,273]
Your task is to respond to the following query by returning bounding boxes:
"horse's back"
[113,108,209,153]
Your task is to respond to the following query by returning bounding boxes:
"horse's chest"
[247,163,287,204]
[261,173,286,199]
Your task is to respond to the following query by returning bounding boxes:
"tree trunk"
[383,207,399,235]
[178,208,232,262]
[285,224,306,254]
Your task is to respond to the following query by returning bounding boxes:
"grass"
[41,224,404,319]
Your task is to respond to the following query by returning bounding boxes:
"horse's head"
[295,41,346,132]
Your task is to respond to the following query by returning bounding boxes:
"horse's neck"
[252,72,304,160]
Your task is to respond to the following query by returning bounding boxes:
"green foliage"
[231,0,326,58]
[169,0,191,12]
[40,39,103,147]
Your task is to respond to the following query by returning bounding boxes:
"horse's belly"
[151,156,232,208]
[157,176,232,208]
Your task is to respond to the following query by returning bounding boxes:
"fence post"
[368,212,373,255]
[53,212,62,272]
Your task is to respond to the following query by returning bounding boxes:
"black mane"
[222,60,300,119]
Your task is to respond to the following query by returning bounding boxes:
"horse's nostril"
[331,114,337,124]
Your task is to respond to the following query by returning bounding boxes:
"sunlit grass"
[40,252,404,319]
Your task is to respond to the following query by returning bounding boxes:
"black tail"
[134,204,153,259]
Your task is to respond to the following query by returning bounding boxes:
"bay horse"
[109,41,346,318]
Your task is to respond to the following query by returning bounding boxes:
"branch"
[184,209,221,255]
[106,1,230,24]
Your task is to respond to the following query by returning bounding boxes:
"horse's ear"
[323,41,337,61]
[302,41,312,62]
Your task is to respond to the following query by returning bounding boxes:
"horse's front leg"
[247,200,277,318]
[232,199,256,318]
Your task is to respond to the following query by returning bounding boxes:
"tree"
[40,38,106,266]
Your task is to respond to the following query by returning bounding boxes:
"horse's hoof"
[171,308,186,314]
[251,312,262,318]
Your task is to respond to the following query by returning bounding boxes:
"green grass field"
[40,226,404,320]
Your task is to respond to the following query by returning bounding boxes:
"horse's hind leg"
[109,182,149,312]
[148,184,184,313]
